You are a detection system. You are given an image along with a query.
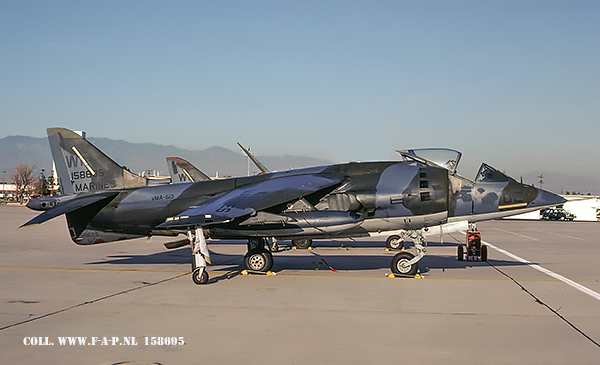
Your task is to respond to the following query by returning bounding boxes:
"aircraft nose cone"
[533,188,566,208]
[26,199,41,210]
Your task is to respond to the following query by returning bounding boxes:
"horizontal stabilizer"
[20,192,119,228]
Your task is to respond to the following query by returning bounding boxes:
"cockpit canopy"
[475,163,511,183]
[397,149,516,184]
[397,148,462,175]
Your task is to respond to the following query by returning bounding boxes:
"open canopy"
[397,148,462,174]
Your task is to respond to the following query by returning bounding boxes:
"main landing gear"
[244,238,275,273]
[188,231,277,284]
[291,238,313,249]
[390,230,426,276]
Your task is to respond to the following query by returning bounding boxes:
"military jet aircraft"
[22,128,565,284]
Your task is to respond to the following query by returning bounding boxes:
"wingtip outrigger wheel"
[192,266,209,284]
[189,227,210,285]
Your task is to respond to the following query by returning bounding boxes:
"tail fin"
[166,157,211,183]
[47,128,147,194]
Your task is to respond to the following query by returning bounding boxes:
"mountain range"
[0,135,332,179]
[1,135,597,195]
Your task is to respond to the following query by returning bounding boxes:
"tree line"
[4,163,55,203]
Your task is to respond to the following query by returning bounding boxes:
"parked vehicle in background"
[541,208,576,221]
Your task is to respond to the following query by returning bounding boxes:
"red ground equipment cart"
[458,226,487,262]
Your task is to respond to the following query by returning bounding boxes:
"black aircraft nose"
[533,188,566,208]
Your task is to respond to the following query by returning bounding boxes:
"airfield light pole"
[2,170,5,199]
[40,169,45,196]
[247,147,251,176]
[538,174,544,189]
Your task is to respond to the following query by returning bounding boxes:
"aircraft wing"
[20,192,119,228]
[159,174,343,228]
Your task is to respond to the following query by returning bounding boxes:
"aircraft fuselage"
[66,160,561,244]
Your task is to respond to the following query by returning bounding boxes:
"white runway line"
[485,239,600,302]
[531,229,588,241]
[491,227,540,241]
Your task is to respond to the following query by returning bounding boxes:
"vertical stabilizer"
[166,157,211,183]
[47,128,147,194]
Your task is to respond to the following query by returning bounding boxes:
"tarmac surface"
[1,205,600,364]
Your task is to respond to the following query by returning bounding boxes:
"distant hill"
[2,135,596,195]
[0,135,332,178]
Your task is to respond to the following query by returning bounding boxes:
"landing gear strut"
[188,227,210,284]
[390,229,426,276]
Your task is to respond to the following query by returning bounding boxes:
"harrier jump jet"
[23,128,565,284]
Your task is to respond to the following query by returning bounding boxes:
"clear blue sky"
[1,1,599,192]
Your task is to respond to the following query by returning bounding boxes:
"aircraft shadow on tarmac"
[85,242,534,280]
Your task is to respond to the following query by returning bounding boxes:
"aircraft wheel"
[457,245,464,261]
[192,268,209,285]
[292,238,312,249]
[386,235,404,250]
[391,251,418,276]
[481,244,487,262]
[244,250,273,272]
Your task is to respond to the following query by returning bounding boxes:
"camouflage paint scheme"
[25,128,563,246]
[23,128,565,282]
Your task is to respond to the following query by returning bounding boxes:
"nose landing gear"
[390,229,426,277]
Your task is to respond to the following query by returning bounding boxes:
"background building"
[0,180,17,201]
